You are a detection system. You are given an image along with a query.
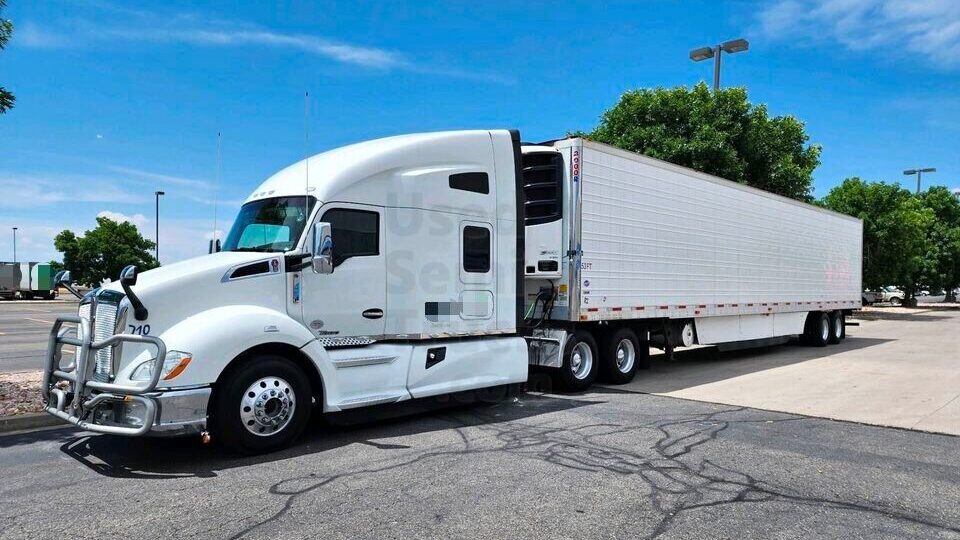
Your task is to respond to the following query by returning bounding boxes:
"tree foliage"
[917,187,960,296]
[581,82,821,201]
[54,217,159,287]
[0,0,14,114]
[821,178,933,294]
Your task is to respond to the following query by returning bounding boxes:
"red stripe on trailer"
[747,303,754,307]
[611,307,622,312]
[717,304,725,307]
[678,305,687,309]
[635,306,645,311]
[697,304,706,308]
[731,304,739,307]
[587,308,599,312]
[659,306,669,310]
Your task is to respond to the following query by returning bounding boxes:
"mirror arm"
[284,252,312,272]
[61,282,83,299]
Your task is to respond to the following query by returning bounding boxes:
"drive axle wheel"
[828,311,844,344]
[557,330,598,392]
[600,328,640,384]
[212,355,311,454]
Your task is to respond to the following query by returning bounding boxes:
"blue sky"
[2,0,959,264]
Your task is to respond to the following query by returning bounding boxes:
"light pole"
[155,191,165,263]
[12,227,17,262]
[690,38,750,90]
[903,168,935,194]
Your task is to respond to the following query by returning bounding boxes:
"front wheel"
[556,330,599,392]
[211,355,312,454]
[889,297,902,306]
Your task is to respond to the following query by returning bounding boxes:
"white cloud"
[0,174,146,206]
[17,6,512,83]
[99,28,405,69]
[758,0,960,68]
[97,210,149,228]
[105,165,211,190]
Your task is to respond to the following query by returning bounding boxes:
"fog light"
[121,399,147,427]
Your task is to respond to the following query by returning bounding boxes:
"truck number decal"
[128,324,151,336]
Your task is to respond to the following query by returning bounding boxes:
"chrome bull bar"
[42,315,167,436]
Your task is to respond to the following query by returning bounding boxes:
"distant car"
[862,290,881,305]
[916,290,946,303]
[880,286,904,306]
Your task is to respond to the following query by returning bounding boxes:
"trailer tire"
[12,291,22,300]
[210,355,311,454]
[600,328,640,384]
[829,312,844,344]
[804,312,830,347]
[557,330,599,392]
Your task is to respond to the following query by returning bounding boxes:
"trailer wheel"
[829,312,844,344]
[804,312,830,347]
[600,328,640,384]
[12,290,22,300]
[211,355,311,454]
[557,330,599,392]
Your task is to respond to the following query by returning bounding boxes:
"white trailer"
[522,138,861,388]
[42,130,862,453]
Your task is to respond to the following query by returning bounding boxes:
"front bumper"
[42,315,209,437]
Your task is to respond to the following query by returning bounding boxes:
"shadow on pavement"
[22,389,594,480]
[617,337,893,395]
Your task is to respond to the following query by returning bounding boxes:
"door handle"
[362,308,384,319]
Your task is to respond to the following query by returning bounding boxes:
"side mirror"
[120,265,138,286]
[311,222,334,274]
[119,265,148,320]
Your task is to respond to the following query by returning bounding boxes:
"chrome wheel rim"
[820,317,830,342]
[570,342,594,380]
[240,376,295,437]
[615,339,636,374]
[833,315,843,339]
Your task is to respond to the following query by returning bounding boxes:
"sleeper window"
[462,226,490,273]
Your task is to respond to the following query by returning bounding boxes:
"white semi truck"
[43,130,862,453]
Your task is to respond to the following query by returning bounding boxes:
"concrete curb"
[0,413,65,434]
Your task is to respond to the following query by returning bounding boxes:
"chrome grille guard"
[42,314,167,436]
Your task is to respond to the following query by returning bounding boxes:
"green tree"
[821,178,932,298]
[580,82,821,201]
[0,0,14,114]
[54,217,159,287]
[917,186,960,300]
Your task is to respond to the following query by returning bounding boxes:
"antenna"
[212,131,221,252]
[304,91,310,223]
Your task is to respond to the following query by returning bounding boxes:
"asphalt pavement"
[0,301,77,372]
[0,389,957,539]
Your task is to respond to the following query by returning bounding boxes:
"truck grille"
[77,295,123,382]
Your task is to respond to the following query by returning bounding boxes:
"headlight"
[131,351,192,382]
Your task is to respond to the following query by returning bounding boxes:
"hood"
[102,251,271,294]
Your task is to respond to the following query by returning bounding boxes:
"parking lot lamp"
[690,38,749,90]
[903,168,936,195]
[12,227,16,262]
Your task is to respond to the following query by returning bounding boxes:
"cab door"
[298,203,386,341]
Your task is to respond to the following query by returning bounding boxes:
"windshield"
[223,196,317,253]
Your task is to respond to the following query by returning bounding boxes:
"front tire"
[600,328,640,384]
[556,330,599,392]
[211,355,311,454]
[889,296,902,306]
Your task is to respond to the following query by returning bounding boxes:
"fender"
[116,305,317,388]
